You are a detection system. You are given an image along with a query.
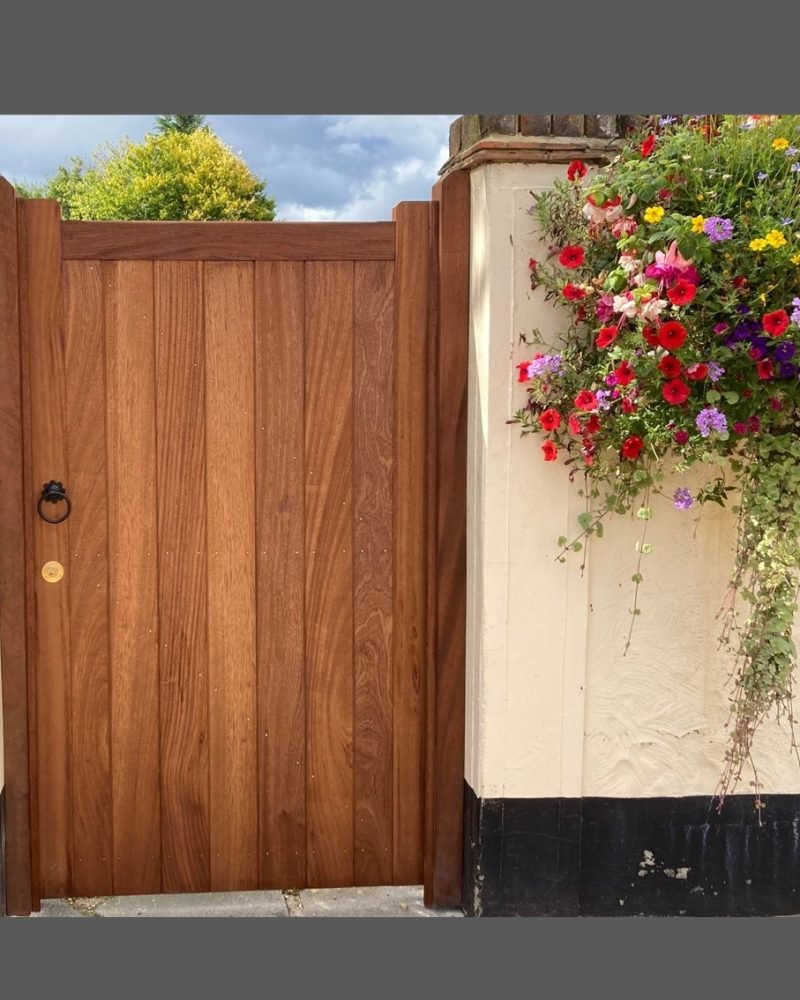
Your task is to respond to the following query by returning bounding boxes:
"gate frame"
[0,172,469,915]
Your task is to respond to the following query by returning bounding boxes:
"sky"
[0,115,455,221]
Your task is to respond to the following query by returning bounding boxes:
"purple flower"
[757,171,769,181]
[779,362,797,379]
[673,487,693,510]
[735,304,751,315]
[782,217,795,226]
[695,407,727,437]
[604,373,618,387]
[703,216,734,242]
[792,163,800,173]
[528,354,564,377]
[791,297,800,326]
[786,147,799,158]
[774,341,796,362]
[707,361,725,381]
[659,116,677,126]
[594,389,613,411]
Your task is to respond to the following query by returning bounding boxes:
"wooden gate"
[0,173,469,914]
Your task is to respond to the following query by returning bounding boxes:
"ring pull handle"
[37,480,72,525]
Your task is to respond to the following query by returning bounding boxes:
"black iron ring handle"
[37,481,72,524]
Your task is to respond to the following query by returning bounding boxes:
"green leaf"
[571,542,583,552]
[577,512,593,531]
[723,391,740,404]
[631,572,643,584]
[557,536,568,548]
[706,389,721,404]
[594,522,604,539]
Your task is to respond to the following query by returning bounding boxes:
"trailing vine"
[512,115,800,803]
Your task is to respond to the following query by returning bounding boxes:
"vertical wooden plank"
[205,262,258,890]
[255,262,306,889]
[155,262,210,894]
[63,260,112,896]
[305,260,354,888]
[392,203,432,884]
[104,260,161,895]
[426,172,468,907]
[17,199,72,898]
[353,261,394,885]
[0,178,33,913]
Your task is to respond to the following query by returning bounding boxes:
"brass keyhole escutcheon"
[42,560,64,583]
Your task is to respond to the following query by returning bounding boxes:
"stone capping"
[441,114,652,175]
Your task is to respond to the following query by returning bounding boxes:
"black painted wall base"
[462,782,800,916]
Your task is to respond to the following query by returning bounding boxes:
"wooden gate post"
[0,177,33,916]
[425,169,469,908]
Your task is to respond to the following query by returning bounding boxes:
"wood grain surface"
[304,261,355,888]
[63,260,113,896]
[104,260,162,894]
[62,222,395,261]
[353,261,395,885]
[255,261,307,889]
[155,261,210,893]
[0,179,33,913]
[204,262,258,890]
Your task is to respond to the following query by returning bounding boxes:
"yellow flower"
[691,215,705,233]
[643,206,665,224]
[749,238,768,251]
[696,193,704,202]
[772,137,789,150]
[791,252,800,265]
[765,228,787,248]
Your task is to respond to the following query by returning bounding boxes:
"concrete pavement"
[30,885,464,918]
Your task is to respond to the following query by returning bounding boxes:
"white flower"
[613,293,638,319]
[619,253,642,276]
[640,297,669,322]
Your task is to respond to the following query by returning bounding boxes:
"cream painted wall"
[467,161,800,800]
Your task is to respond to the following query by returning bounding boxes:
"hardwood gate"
[0,172,469,914]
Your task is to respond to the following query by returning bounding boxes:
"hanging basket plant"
[512,114,800,805]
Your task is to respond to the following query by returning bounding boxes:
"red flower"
[673,429,689,445]
[621,397,638,414]
[667,280,697,307]
[657,320,688,351]
[658,355,683,378]
[576,306,587,323]
[516,361,532,382]
[541,440,559,462]
[568,414,582,435]
[658,187,673,202]
[641,134,656,157]
[562,283,587,301]
[642,326,661,347]
[762,309,790,337]
[585,414,601,435]
[574,389,598,412]
[567,159,587,181]
[595,325,618,349]
[686,363,708,381]
[614,361,636,386]
[621,435,644,460]
[662,379,690,404]
[538,408,562,432]
[528,258,538,271]
[732,275,748,290]
[559,245,585,269]
[756,359,774,380]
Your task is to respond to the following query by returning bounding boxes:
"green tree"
[16,128,276,221]
[155,114,207,134]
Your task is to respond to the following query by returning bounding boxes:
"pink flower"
[644,241,701,286]
[595,293,615,323]
[611,216,638,237]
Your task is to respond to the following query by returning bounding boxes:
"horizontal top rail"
[61,221,396,261]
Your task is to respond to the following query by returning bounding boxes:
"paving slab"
[32,885,464,918]
[294,885,463,917]
[38,890,289,918]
